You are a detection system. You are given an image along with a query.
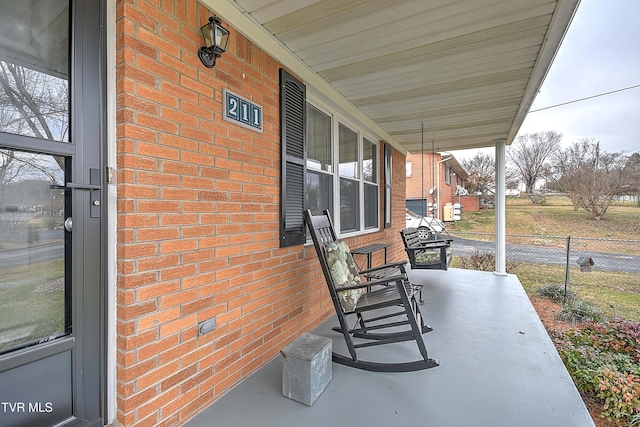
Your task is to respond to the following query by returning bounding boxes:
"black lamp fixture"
[198,15,230,68]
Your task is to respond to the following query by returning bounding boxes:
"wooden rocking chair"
[305,209,439,372]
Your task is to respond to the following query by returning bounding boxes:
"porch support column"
[494,139,507,276]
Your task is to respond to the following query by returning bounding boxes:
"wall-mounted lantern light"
[198,15,230,68]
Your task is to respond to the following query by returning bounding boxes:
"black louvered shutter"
[279,69,306,247]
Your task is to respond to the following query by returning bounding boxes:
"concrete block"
[281,333,332,406]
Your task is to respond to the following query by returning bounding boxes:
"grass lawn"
[452,195,640,320]
[456,195,640,241]
[0,259,65,352]
[513,263,640,321]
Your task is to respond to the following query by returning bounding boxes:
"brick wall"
[406,152,453,220]
[115,2,408,427]
[406,152,437,200]
[458,195,481,213]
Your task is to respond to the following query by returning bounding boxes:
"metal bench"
[400,227,453,271]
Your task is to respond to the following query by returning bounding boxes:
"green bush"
[557,300,605,324]
[28,226,40,244]
[551,319,640,422]
[536,283,578,303]
[596,368,640,421]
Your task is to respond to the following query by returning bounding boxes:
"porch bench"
[400,227,453,271]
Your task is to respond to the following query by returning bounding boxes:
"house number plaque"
[223,88,263,133]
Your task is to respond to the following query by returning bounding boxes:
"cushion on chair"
[415,247,452,266]
[324,240,364,312]
[414,246,453,266]
[414,249,441,265]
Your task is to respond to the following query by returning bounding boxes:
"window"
[306,104,333,215]
[384,144,392,229]
[445,163,451,185]
[339,124,359,233]
[363,137,378,229]
[406,161,412,177]
[279,69,380,244]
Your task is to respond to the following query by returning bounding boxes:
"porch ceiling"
[214,0,580,154]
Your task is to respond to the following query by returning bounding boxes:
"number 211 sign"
[223,89,263,133]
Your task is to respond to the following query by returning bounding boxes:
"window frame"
[362,135,379,231]
[304,99,381,238]
[305,102,335,220]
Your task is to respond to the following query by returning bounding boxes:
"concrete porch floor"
[185,268,594,427]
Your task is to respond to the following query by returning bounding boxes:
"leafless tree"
[622,152,640,206]
[508,131,563,199]
[461,152,495,194]
[0,150,61,200]
[0,61,67,211]
[554,139,625,220]
[0,60,69,142]
[553,139,592,210]
[461,152,497,206]
[505,166,521,190]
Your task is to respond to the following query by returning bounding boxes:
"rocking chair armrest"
[361,274,406,289]
[337,282,374,292]
[359,261,407,275]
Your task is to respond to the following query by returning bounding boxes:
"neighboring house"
[406,152,478,218]
[0,2,579,427]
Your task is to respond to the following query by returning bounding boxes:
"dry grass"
[455,195,640,243]
[452,195,640,320]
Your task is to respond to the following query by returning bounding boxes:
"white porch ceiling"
[216,0,580,154]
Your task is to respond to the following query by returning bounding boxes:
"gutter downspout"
[436,153,452,221]
[494,139,507,275]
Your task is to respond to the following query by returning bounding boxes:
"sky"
[453,0,640,161]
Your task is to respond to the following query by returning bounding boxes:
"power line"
[529,84,640,113]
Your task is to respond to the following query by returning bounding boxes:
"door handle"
[50,182,101,190]
[49,168,102,218]
[64,217,73,233]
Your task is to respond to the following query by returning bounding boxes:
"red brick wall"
[459,195,481,213]
[406,152,451,220]
[406,152,437,200]
[115,2,408,427]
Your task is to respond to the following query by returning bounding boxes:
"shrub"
[596,368,640,421]
[28,226,40,244]
[552,319,640,423]
[557,300,605,324]
[458,251,518,273]
[536,283,578,303]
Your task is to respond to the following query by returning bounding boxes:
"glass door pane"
[0,149,67,354]
[0,1,70,142]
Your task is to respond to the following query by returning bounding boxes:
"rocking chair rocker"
[305,209,439,372]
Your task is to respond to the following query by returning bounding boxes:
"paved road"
[0,229,64,271]
[451,236,640,273]
[1,232,636,275]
